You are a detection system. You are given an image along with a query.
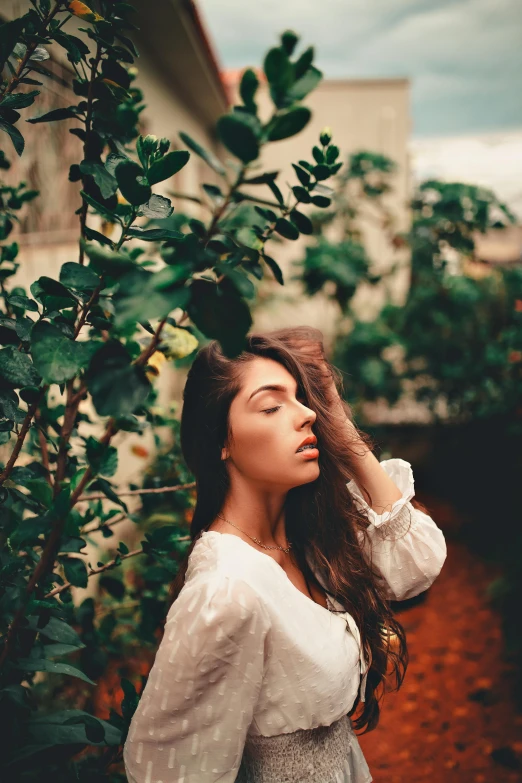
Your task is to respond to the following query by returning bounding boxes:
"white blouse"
[123,458,447,783]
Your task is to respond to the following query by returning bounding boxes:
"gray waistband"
[236,714,369,783]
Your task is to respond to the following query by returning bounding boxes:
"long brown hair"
[168,325,422,733]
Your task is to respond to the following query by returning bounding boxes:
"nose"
[298,401,317,428]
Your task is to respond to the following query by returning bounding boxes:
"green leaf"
[214,264,256,299]
[179,131,226,176]
[29,616,84,647]
[267,179,284,205]
[239,68,259,111]
[137,194,173,219]
[26,107,78,124]
[292,164,310,187]
[79,161,118,199]
[326,145,340,164]
[30,321,95,384]
[243,171,279,185]
[25,478,53,508]
[114,268,190,326]
[0,17,26,68]
[0,90,39,110]
[236,227,263,250]
[275,217,299,240]
[53,30,90,63]
[292,185,311,203]
[115,159,151,206]
[100,575,125,599]
[8,294,39,312]
[311,194,331,208]
[294,46,314,80]
[263,254,284,285]
[85,436,118,477]
[33,276,77,302]
[287,66,322,101]
[59,262,100,293]
[0,118,24,156]
[281,30,299,56]
[202,183,223,202]
[187,278,252,359]
[217,113,260,163]
[125,226,183,241]
[82,239,137,276]
[83,225,114,247]
[267,107,311,142]
[263,47,292,90]
[0,346,40,388]
[312,164,331,181]
[86,341,151,417]
[80,190,119,223]
[290,209,313,235]
[89,477,128,511]
[147,150,189,185]
[62,556,88,588]
[14,658,95,685]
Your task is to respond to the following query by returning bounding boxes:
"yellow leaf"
[68,1,104,22]
[160,325,199,360]
[145,350,167,380]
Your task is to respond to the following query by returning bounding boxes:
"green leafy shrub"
[0,3,343,778]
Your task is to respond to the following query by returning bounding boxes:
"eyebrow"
[247,382,298,403]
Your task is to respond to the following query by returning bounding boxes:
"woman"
[123,325,447,783]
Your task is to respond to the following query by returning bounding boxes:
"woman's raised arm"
[347,457,447,602]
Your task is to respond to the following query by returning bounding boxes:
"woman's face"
[222,356,320,489]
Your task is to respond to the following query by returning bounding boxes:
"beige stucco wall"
[229,77,413,350]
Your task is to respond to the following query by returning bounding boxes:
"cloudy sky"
[198,0,521,139]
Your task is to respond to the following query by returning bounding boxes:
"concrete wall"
[221,75,412,349]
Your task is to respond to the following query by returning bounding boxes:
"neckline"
[200,530,336,616]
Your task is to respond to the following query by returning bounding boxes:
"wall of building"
[220,75,412,350]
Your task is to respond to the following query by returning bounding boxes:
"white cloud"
[198,0,522,136]
[410,129,522,217]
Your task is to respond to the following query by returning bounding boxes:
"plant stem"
[134,317,167,368]
[78,481,196,502]
[0,387,47,486]
[78,41,103,265]
[35,408,52,487]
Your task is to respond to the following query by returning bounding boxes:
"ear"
[221,446,229,461]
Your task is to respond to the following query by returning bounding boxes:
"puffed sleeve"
[123,574,270,783]
[347,458,447,601]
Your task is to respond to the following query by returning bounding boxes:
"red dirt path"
[358,537,522,782]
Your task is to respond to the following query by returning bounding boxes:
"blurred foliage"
[0,2,344,779]
[296,150,522,704]
[332,178,521,424]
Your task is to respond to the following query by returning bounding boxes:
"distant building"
[222,70,412,346]
[1,0,228,287]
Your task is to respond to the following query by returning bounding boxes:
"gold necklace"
[216,512,293,554]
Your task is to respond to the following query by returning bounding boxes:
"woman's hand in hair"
[286,335,354,425]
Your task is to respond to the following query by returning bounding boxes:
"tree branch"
[134,317,168,368]
[35,408,52,487]
[78,40,104,265]
[45,533,193,599]
[79,481,196,502]
[0,387,47,486]
[44,547,146,598]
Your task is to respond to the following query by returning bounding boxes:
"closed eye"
[262,406,281,415]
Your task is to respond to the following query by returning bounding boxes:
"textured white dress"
[123,458,447,783]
